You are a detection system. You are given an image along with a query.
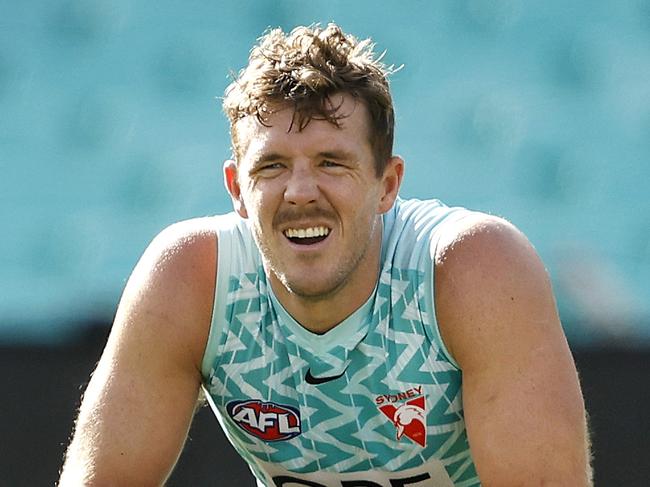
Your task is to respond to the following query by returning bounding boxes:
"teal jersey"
[201,198,481,487]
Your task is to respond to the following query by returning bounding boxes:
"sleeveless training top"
[201,198,481,487]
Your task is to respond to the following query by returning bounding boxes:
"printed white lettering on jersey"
[256,458,455,487]
[232,407,259,429]
[278,413,300,434]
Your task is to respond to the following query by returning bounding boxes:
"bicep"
[461,313,587,485]
[60,224,215,486]
[62,327,201,486]
[436,216,590,486]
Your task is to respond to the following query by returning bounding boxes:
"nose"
[284,164,319,206]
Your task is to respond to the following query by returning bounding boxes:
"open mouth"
[283,226,330,245]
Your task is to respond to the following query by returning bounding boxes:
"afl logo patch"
[226,399,301,441]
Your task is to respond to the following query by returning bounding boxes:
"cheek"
[240,180,263,207]
[243,188,275,226]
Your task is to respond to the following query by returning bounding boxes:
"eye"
[256,162,285,172]
[264,162,285,169]
[321,160,342,168]
[249,161,285,179]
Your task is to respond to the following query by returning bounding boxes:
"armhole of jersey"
[425,208,476,371]
[200,216,234,380]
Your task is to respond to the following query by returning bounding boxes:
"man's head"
[222,25,404,317]
[223,23,396,177]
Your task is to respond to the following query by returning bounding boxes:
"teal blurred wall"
[1,0,649,344]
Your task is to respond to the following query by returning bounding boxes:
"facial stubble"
[254,215,381,302]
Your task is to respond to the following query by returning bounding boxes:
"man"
[60,24,592,486]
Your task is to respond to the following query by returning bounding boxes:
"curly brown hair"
[223,23,397,176]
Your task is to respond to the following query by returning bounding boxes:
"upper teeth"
[284,226,330,238]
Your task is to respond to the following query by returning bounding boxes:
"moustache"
[272,207,336,227]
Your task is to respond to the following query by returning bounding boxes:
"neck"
[269,220,383,334]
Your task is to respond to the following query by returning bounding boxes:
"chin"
[280,275,344,300]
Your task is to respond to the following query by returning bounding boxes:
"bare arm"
[59,219,216,486]
[435,215,592,486]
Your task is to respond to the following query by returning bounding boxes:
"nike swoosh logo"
[305,368,347,385]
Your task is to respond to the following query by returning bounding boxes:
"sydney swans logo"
[376,387,427,447]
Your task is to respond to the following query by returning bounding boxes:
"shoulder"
[432,214,590,484]
[131,215,219,314]
[435,212,533,271]
[433,212,554,367]
[116,217,219,370]
[134,216,218,287]
[146,216,218,260]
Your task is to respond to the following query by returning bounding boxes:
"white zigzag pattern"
[297,404,319,425]
[420,360,463,421]
[228,273,261,301]
[389,278,410,306]
[423,354,458,373]
[450,456,475,484]
[352,413,391,447]
[350,411,423,469]
[219,361,263,400]
[400,287,423,322]
[263,356,304,400]
[341,341,385,397]
[242,435,280,460]
[418,340,464,418]
[383,438,427,471]
[340,342,385,465]
[303,386,368,470]
[415,279,431,324]
[219,310,279,400]
[437,429,466,466]
[208,374,227,398]
[316,351,349,374]
[215,265,472,480]
[221,322,250,354]
[384,328,425,386]
[428,422,465,436]
[282,444,327,471]
[208,323,249,399]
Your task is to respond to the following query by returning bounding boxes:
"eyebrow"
[252,152,285,166]
[251,149,356,167]
[318,150,355,161]
[248,152,286,173]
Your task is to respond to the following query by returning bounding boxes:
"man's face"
[224,94,402,301]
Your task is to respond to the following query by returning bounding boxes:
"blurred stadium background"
[1,1,648,485]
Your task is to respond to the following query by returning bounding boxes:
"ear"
[377,155,404,214]
[223,159,248,218]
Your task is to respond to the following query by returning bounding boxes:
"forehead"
[234,94,372,162]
